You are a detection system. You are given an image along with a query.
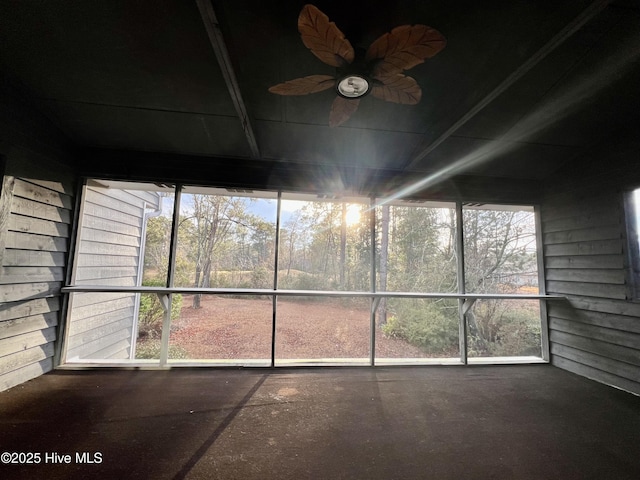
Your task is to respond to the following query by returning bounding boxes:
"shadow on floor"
[0,365,639,479]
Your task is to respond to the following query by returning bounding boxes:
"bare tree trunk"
[193,267,202,308]
[192,294,201,309]
[466,310,489,354]
[202,259,212,288]
[287,230,294,276]
[340,203,346,289]
[194,258,212,309]
[379,205,390,326]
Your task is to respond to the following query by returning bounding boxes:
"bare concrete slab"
[0,365,639,479]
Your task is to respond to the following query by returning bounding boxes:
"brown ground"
[168,295,431,359]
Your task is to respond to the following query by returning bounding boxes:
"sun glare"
[345,204,361,226]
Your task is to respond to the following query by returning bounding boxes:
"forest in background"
[140,193,541,358]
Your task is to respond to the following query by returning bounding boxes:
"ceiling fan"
[268,4,446,127]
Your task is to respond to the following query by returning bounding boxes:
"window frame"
[624,188,640,301]
[61,177,551,366]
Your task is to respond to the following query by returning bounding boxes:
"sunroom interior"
[1,0,640,478]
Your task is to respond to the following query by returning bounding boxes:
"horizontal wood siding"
[541,134,640,395]
[0,78,77,391]
[0,178,72,392]
[65,186,158,361]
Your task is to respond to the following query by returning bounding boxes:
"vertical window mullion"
[59,179,88,365]
[534,205,550,361]
[159,184,182,366]
[272,191,282,368]
[456,201,468,365]
[625,189,640,300]
[370,196,377,367]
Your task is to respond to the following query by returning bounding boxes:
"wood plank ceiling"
[1,0,639,200]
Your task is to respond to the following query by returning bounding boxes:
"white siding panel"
[0,282,60,303]
[0,312,58,340]
[0,358,53,392]
[3,250,66,267]
[66,327,132,360]
[82,214,141,236]
[0,343,55,376]
[542,153,640,394]
[5,231,68,252]
[11,197,71,223]
[0,266,65,285]
[0,94,75,392]
[82,202,142,228]
[0,326,57,358]
[8,214,69,238]
[0,297,60,322]
[13,178,73,209]
[63,186,160,362]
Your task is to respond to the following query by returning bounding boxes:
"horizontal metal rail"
[61,285,563,367]
[62,285,565,321]
[62,285,565,301]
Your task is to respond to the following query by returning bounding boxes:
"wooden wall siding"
[64,186,158,361]
[0,178,72,392]
[541,136,640,396]
[1,79,77,391]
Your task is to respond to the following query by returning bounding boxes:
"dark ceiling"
[1,0,639,200]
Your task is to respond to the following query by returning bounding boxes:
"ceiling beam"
[405,0,613,170]
[195,0,260,159]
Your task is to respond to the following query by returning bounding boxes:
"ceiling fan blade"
[269,75,336,95]
[329,96,360,127]
[366,25,446,78]
[371,75,422,104]
[298,4,354,67]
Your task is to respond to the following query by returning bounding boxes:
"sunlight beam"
[377,26,640,208]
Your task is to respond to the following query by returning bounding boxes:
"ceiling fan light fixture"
[268,4,446,125]
[336,74,370,99]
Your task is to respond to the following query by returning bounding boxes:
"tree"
[463,209,537,293]
[185,195,248,308]
[462,208,539,355]
[340,203,347,288]
[389,206,455,292]
[143,214,196,286]
[378,204,390,325]
[376,205,459,354]
[143,215,173,279]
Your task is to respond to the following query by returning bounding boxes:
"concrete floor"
[1,365,639,479]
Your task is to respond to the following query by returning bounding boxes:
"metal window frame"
[623,188,640,301]
[61,181,553,367]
